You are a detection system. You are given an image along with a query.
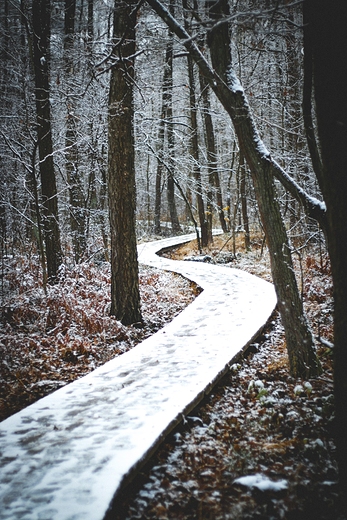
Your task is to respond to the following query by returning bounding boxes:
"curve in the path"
[0,235,277,520]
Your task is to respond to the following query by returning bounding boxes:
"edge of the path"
[104,234,278,513]
[0,234,277,520]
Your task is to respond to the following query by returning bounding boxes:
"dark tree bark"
[165,0,181,234]
[199,70,228,235]
[304,0,347,504]
[239,153,250,250]
[186,56,208,245]
[153,3,181,235]
[0,0,9,260]
[0,163,6,276]
[302,4,324,190]
[154,56,169,235]
[97,155,109,263]
[64,0,87,263]
[154,117,164,235]
[87,0,94,41]
[1,0,9,93]
[108,0,142,325]
[183,0,208,246]
[32,0,62,282]
[188,62,209,247]
[206,0,319,378]
[146,0,321,378]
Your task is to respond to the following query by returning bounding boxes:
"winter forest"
[1,0,347,518]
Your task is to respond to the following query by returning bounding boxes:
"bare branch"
[146,0,327,233]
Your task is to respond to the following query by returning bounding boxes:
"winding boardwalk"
[0,234,276,520]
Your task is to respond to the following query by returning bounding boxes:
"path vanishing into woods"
[0,234,277,520]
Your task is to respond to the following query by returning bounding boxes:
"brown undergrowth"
[1,234,344,518]
[107,234,344,520]
[0,256,197,421]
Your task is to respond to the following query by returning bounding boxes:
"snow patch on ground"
[233,473,288,492]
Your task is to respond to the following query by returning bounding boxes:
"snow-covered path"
[0,234,277,520]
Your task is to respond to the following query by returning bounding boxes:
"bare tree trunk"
[145,0,320,377]
[199,65,227,234]
[108,0,142,325]
[32,0,62,282]
[165,0,181,234]
[302,3,324,190]
[87,0,93,41]
[30,143,48,293]
[183,0,208,245]
[239,153,250,250]
[98,158,109,263]
[1,0,9,266]
[154,150,163,234]
[1,0,9,95]
[154,95,166,234]
[186,59,208,245]
[206,0,319,378]
[304,0,347,504]
[64,0,87,263]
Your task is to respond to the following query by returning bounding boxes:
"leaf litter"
[1,235,345,519]
[108,236,345,520]
[0,255,198,422]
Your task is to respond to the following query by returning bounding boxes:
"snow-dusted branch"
[145,0,327,232]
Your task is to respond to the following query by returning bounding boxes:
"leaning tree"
[146,0,347,501]
[146,0,321,378]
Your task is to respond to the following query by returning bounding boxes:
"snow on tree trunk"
[206,0,320,378]
[146,0,321,378]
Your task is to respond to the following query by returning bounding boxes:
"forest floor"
[1,234,345,519]
[0,251,199,422]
